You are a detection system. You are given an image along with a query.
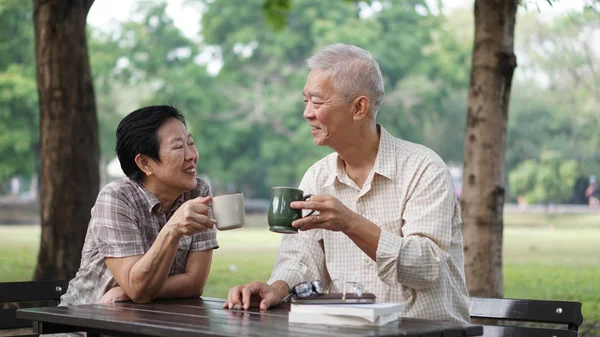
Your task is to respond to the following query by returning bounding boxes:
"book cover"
[288,311,399,326]
[291,292,376,304]
[290,302,404,323]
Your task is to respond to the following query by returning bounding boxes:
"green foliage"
[509,151,579,204]
[2,0,596,203]
[87,1,205,182]
[193,0,471,195]
[262,0,292,30]
[508,10,600,184]
[0,0,35,69]
[0,0,473,195]
[0,1,38,180]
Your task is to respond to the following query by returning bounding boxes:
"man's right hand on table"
[223,281,289,311]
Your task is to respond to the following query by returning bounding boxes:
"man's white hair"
[306,43,385,117]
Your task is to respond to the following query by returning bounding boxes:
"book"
[288,311,399,326]
[289,302,404,326]
[291,292,376,304]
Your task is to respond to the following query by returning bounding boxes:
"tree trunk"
[33,0,98,280]
[461,0,518,298]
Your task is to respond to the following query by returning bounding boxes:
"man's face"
[302,69,354,147]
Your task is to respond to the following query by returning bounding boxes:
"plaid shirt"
[268,126,470,323]
[60,177,219,307]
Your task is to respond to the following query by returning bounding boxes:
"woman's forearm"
[127,228,180,302]
[154,273,202,299]
[154,250,213,300]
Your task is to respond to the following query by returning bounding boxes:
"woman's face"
[145,118,198,195]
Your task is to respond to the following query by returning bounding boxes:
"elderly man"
[224,43,470,323]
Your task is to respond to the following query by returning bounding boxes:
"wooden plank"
[22,305,356,337]
[0,280,68,331]
[0,281,68,303]
[0,308,28,329]
[17,297,484,337]
[480,325,578,337]
[469,297,583,325]
[198,298,483,337]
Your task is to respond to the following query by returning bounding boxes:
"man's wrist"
[343,212,362,236]
[271,280,290,301]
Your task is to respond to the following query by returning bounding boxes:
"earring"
[147,171,153,176]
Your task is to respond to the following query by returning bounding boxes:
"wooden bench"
[470,297,583,337]
[0,280,68,337]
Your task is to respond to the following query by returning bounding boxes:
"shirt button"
[363,258,370,264]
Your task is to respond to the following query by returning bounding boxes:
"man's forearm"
[128,229,180,302]
[344,214,381,260]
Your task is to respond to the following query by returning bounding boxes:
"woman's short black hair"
[116,105,186,182]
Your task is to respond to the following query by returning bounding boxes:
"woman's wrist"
[162,221,183,240]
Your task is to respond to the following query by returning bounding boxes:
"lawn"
[1,211,599,335]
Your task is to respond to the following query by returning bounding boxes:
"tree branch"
[209,66,296,138]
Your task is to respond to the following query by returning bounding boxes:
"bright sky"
[88,0,200,38]
[87,0,588,39]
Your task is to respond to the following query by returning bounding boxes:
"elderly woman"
[60,105,218,306]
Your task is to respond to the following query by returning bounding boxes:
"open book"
[289,302,404,326]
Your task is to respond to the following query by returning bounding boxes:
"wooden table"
[17,297,483,337]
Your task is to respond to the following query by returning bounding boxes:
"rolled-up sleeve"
[267,229,325,288]
[376,163,453,289]
[94,187,146,258]
[267,169,327,288]
[190,227,219,252]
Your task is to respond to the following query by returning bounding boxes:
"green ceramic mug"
[268,187,315,234]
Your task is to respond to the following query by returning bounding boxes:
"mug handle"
[302,194,315,217]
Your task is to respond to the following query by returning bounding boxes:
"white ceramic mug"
[211,193,245,231]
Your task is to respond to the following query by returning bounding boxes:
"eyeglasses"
[282,279,365,302]
[282,280,325,303]
[330,279,364,300]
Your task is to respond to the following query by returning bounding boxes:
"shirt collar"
[372,126,396,181]
[169,194,187,216]
[130,178,161,213]
[322,125,396,188]
[130,178,185,215]
[323,156,345,187]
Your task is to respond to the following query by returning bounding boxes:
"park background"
[0,0,599,335]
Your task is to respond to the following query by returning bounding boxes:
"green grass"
[1,211,599,335]
[205,225,280,297]
[504,265,600,332]
[502,227,600,335]
[504,212,600,229]
[0,225,40,281]
[503,227,600,266]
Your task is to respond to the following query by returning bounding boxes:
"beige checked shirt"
[268,126,470,323]
[59,177,219,307]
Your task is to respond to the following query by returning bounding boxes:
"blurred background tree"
[32,0,98,280]
[509,150,579,204]
[3,0,596,200]
[0,0,38,182]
